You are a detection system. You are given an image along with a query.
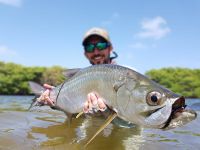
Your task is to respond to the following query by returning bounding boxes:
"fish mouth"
[162,96,197,129]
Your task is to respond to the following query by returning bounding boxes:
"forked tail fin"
[28,81,45,110]
[28,81,45,96]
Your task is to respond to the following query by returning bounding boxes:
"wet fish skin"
[29,64,197,129]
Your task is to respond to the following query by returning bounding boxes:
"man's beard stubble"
[90,54,111,65]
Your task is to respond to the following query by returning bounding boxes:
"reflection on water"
[0,96,200,150]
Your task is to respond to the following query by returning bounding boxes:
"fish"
[28,64,197,146]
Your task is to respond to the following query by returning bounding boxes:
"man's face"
[84,36,112,65]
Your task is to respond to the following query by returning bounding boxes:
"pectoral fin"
[84,111,117,147]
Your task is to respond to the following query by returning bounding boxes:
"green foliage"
[146,67,200,98]
[0,61,65,95]
[1,61,199,98]
[41,66,65,86]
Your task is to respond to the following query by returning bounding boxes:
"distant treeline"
[0,61,200,98]
[145,68,200,98]
[0,61,65,95]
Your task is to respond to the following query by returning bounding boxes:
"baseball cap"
[82,27,111,45]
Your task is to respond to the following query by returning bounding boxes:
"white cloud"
[0,0,22,7]
[101,12,120,27]
[0,45,16,56]
[129,42,146,49]
[137,16,171,39]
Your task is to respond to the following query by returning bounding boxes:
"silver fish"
[29,64,197,145]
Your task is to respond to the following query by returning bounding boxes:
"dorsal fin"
[62,68,81,79]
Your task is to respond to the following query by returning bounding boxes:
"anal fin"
[84,111,117,147]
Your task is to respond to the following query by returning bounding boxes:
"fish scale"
[29,64,196,130]
[53,65,127,114]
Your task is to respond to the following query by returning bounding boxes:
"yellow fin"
[76,111,84,118]
[84,111,117,148]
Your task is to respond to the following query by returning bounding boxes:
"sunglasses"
[84,42,110,53]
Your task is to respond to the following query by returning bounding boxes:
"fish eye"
[146,91,162,106]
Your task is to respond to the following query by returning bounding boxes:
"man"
[83,27,117,65]
[40,27,133,127]
[42,27,118,113]
[81,27,118,113]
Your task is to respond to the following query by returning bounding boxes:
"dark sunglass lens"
[85,44,95,52]
[96,42,107,50]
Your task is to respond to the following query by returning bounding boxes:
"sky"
[0,0,200,73]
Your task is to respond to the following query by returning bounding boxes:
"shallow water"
[0,96,200,150]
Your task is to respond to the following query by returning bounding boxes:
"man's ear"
[109,45,113,53]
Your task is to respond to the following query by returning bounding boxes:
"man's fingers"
[46,97,55,106]
[43,84,54,89]
[89,93,98,105]
[83,101,89,113]
[83,92,108,114]
[97,97,107,110]
[36,89,55,107]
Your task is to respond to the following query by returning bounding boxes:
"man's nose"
[93,48,100,54]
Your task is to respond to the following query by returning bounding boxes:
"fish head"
[134,84,196,129]
[116,73,197,129]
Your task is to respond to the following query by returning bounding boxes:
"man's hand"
[43,84,55,90]
[37,84,55,107]
[83,92,107,114]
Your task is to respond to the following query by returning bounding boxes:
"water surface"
[0,96,199,150]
